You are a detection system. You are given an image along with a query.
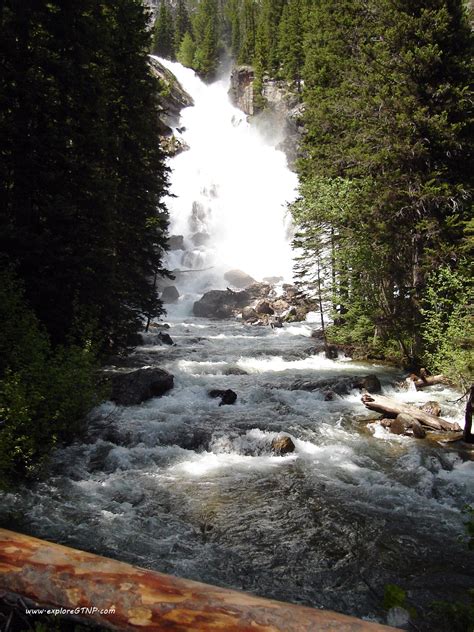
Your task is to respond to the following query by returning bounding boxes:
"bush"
[0,271,102,487]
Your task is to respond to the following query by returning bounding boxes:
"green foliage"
[178,31,196,68]
[0,272,102,488]
[192,0,220,78]
[153,1,176,59]
[421,267,473,388]
[383,584,407,610]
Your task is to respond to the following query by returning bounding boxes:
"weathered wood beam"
[0,529,397,631]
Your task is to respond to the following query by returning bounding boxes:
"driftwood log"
[361,393,462,432]
[408,369,450,390]
[0,529,398,632]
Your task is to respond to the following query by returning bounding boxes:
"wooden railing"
[0,528,397,631]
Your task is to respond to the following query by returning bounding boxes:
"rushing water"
[1,63,473,629]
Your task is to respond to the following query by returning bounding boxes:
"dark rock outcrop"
[271,435,295,455]
[353,374,382,394]
[193,289,250,318]
[242,306,258,321]
[161,286,180,304]
[149,56,194,130]
[110,368,174,406]
[158,331,174,345]
[255,300,274,316]
[290,375,382,397]
[209,389,237,406]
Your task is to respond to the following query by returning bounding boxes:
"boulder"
[271,435,295,456]
[229,66,255,115]
[272,298,290,312]
[246,282,272,300]
[193,289,250,318]
[209,389,237,406]
[255,300,274,315]
[242,306,258,321]
[161,286,180,304]
[223,366,248,376]
[224,269,256,289]
[168,235,185,250]
[380,418,393,428]
[421,401,442,417]
[353,374,382,394]
[110,368,174,406]
[411,419,426,439]
[390,413,415,435]
[158,331,174,345]
[270,316,283,329]
[325,345,339,359]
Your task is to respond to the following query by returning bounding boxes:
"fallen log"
[361,393,462,432]
[0,529,398,632]
[409,373,450,390]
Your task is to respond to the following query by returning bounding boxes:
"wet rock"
[110,368,174,406]
[149,322,170,330]
[168,235,185,250]
[256,300,274,315]
[353,374,382,394]
[271,435,295,455]
[223,366,248,376]
[191,231,210,246]
[229,66,255,115]
[161,286,180,304]
[242,306,258,321]
[193,289,250,318]
[380,418,393,428]
[387,606,410,629]
[148,57,194,129]
[209,389,237,406]
[391,413,415,435]
[224,269,256,289]
[158,331,174,345]
[272,298,290,312]
[421,401,442,417]
[411,419,427,439]
[325,344,339,359]
[270,316,283,329]
[324,391,336,401]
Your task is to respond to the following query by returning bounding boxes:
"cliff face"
[229,66,304,169]
[149,56,193,156]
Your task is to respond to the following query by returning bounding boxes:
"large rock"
[193,289,250,318]
[271,435,295,456]
[353,374,382,394]
[229,66,255,115]
[390,413,415,435]
[110,368,174,406]
[161,286,180,304]
[209,389,237,406]
[290,375,382,397]
[224,269,256,289]
[255,300,274,316]
[148,57,194,130]
[242,306,258,321]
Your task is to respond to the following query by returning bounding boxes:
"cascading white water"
[157,58,298,293]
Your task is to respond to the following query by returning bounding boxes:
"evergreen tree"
[153,1,175,59]
[238,0,258,64]
[193,0,220,78]
[279,0,304,91]
[174,0,191,51]
[178,31,196,68]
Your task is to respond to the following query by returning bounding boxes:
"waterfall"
[157,59,298,298]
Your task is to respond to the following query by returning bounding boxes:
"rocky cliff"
[229,66,304,169]
[149,56,194,156]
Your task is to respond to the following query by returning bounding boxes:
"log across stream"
[0,317,473,628]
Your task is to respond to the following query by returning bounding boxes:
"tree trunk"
[464,385,474,444]
[361,393,462,432]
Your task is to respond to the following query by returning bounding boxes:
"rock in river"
[271,435,295,456]
[110,368,174,406]
[209,389,238,406]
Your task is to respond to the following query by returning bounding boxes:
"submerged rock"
[209,389,237,406]
[158,331,174,345]
[271,435,295,455]
[110,368,174,406]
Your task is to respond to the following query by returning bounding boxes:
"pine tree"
[152,1,175,59]
[238,0,258,64]
[178,31,196,68]
[174,0,191,51]
[279,0,304,91]
[193,0,220,78]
